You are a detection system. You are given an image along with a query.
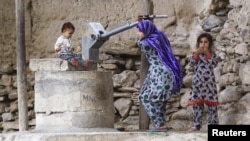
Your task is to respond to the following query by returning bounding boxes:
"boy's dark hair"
[196,32,214,52]
[61,22,75,33]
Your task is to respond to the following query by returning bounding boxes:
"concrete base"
[34,71,114,130]
[0,130,207,141]
[29,58,114,131]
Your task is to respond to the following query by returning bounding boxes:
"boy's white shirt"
[54,35,73,54]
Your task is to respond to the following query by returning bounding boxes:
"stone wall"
[0,0,249,132]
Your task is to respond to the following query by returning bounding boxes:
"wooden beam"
[139,0,153,130]
[15,0,28,131]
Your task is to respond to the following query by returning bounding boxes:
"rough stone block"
[239,62,250,85]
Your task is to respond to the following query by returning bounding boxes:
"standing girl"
[136,20,182,132]
[54,22,89,68]
[188,33,219,131]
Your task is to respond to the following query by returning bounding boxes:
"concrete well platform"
[29,58,97,71]
[29,58,114,130]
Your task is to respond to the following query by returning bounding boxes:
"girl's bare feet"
[189,126,200,131]
[71,59,79,67]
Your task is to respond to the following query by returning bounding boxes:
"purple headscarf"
[137,20,183,93]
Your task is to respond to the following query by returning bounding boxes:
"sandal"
[148,127,168,132]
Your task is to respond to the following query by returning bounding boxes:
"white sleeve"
[54,36,63,50]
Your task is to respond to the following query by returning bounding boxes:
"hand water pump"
[82,15,168,62]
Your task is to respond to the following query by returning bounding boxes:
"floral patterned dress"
[188,53,219,105]
[137,40,174,127]
[138,41,174,103]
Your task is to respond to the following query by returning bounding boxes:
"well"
[29,58,114,131]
